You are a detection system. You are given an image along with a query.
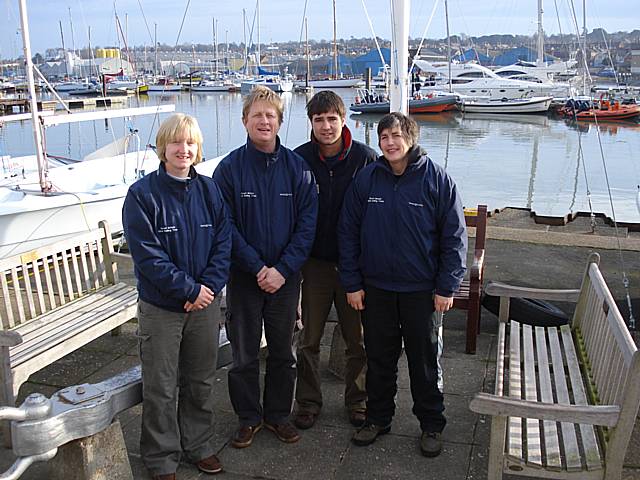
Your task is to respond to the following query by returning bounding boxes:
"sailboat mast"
[389,0,409,114]
[537,0,544,66]
[18,0,49,192]
[445,0,452,93]
[332,0,338,80]
[154,22,158,76]
[59,20,69,78]
[243,9,248,75]
[213,18,218,76]
[305,16,310,87]
[257,0,260,71]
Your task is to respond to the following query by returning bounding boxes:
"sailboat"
[0,0,175,259]
[293,0,364,89]
[240,0,293,93]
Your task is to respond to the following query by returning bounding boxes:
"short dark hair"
[376,112,419,147]
[305,90,346,120]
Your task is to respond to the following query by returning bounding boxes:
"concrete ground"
[1,209,639,479]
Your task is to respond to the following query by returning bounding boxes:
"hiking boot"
[420,431,443,457]
[294,411,317,430]
[348,408,366,428]
[231,422,263,448]
[352,423,391,446]
[196,454,223,474]
[264,421,301,443]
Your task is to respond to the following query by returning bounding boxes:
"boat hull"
[350,95,458,114]
[460,96,553,114]
[560,104,640,122]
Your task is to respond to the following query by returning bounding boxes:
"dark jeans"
[226,268,300,426]
[362,285,445,433]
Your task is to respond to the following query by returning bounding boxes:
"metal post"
[18,0,49,192]
[389,0,409,114]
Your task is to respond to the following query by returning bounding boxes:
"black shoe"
[348,409,366,428]
[352,423,391,446]
[294,411,317,430]
[420,431,442,457]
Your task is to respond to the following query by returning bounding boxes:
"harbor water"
[1,88,639,224]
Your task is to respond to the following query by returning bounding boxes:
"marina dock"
[0,96,128,115]
[0,212,638,480]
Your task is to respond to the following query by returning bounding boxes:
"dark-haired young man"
[293,90,378,430]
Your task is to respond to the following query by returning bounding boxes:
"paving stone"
[337,433,471,480]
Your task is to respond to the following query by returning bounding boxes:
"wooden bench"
[453,204,487,354]
[0,221,137,422]
[470,253,640,479]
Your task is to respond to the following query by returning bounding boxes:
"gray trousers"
[295,257,366,414]
[137,299,220,476]
[226,268,300,427]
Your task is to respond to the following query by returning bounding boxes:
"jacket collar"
[377,145,429,175]
[245,135,281,162]
[311,125,353,163]
[156,162,197,188]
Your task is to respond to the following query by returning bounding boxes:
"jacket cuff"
[274,262,291,280]
[188,284,201,303]
[435,288,455,298]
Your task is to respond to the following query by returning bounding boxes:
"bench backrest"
[572,253,640,459]
[0,221,118,329]
[464,204,487,251]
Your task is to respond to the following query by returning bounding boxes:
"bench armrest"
[0,330,24,347]
[470,392,620,427]
[485,281,580,302]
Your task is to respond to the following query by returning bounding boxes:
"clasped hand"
[257,266,285,293]
[184,285,215,312]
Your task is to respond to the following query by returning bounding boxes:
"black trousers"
[362,285,446,433]
[226,268,300,426]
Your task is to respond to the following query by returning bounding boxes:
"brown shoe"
[196,454,223,474]
[293,411,317,430]
[231,422,263,448]
[152,474,176,480]
[264,421,301,443]
[348,409,366,428]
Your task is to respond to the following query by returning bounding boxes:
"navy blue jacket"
[213,136,318,278]
[338,146,467,295]
[295,126,377,263]
[122,163,232,312]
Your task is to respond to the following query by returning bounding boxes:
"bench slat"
[535,326,562,471]
[70,246,84,297]
[522,324,542,467]
[87,243,100,290]
[60,250,75,302]
[548,327,582,472]
[9,284,134,357]
[0,273,14,328]
[21,263,37,319]
[51,254,66,307]
[10,268,25,324]
[507,320,523,462]
[41,257,56,310]
[10,286,137,367]
[560,325,603,471]
[31,260,46,315]
[78,244,92,293]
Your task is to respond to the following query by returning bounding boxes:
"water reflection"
[3,91,639,223]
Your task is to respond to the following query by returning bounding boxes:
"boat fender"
[481,293,570,327]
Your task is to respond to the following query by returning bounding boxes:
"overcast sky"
[1,0,635,57]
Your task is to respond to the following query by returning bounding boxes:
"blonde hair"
[242,85,284,125]
[156,113,204,165]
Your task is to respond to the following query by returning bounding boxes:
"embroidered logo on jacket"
[408,202,424,208]
[200,224,213,228]
[367,197,385,203]
[158,225,178,233]
[279,192,293,197]
[241,191,257,198]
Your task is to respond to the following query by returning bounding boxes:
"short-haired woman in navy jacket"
[338,112,467,458]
